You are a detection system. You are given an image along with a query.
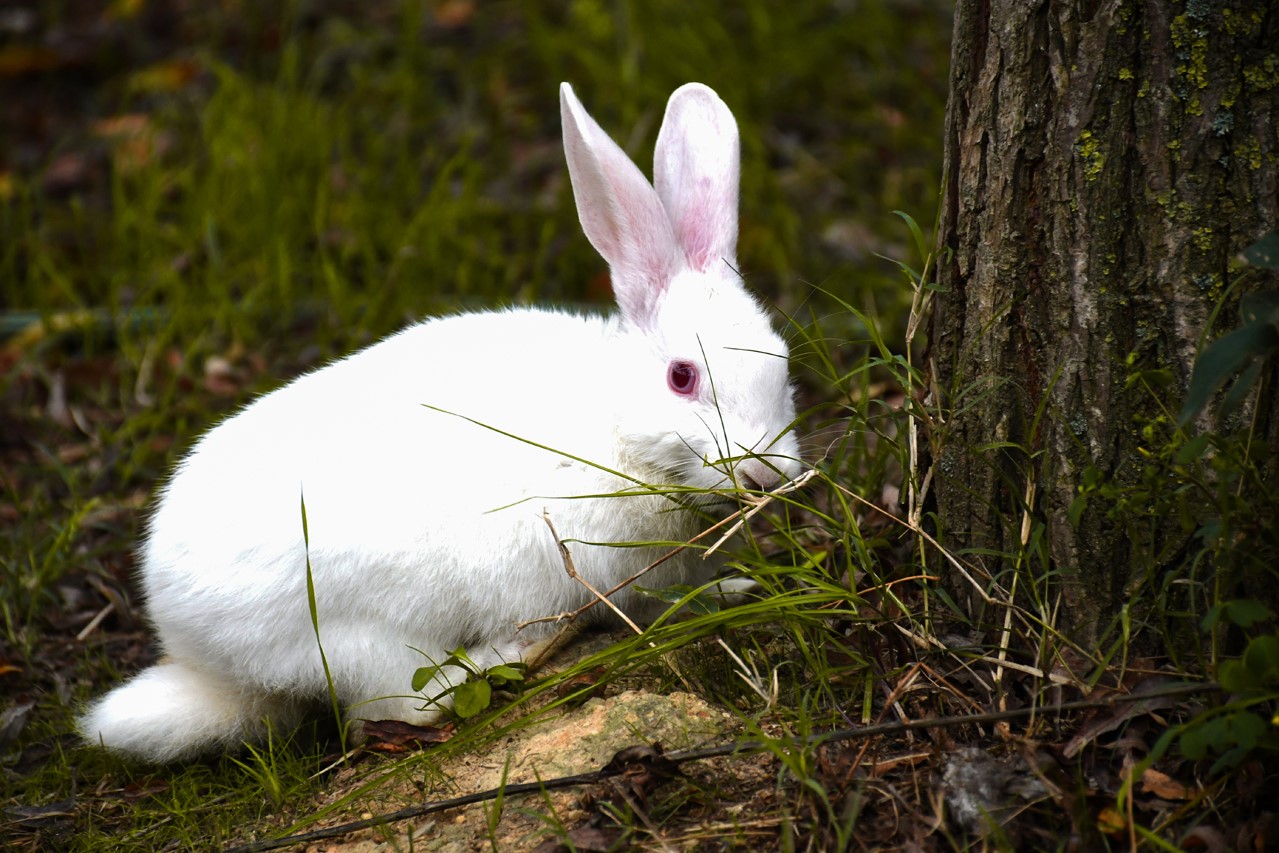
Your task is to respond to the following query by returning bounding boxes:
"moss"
[1192,226,1214,251]
[1118,67,1134,80]
[1242,55,1279,92]
[1220,81,1240,109]
[1076,130,1106,182]
[1170,12,1210,115]
[1220,7,1264,37]
[1237,136,1263,170]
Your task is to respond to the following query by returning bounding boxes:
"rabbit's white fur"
[79,83,801,763]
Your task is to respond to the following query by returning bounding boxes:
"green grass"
[6,0,1273,850]
[1,2,951,847]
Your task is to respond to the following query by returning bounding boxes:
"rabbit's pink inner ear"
[654,84,741,274]
[672,180,738,273]
[561,83,680,329]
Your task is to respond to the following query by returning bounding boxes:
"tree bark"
[929,0,1279,642]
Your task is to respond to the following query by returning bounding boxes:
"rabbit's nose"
[737,458,781,493]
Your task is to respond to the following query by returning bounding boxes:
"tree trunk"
[929,0,1279,642]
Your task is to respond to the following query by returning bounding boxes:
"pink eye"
[667,360,699,397]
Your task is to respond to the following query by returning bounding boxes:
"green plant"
[1184,603,1279,772]
[412,648,528,720]
[1070,226,1279,660]
[1179,229,1279,426]
[226,724,304,809]
[483,754,512,852]
[1095,232,1279,827]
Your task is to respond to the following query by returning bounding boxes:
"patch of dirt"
[313,688,739,851]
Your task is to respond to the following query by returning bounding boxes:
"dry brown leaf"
[554,666,608,705]
[1096,805,1127,836]
[599,743,683,805]
[1182,825,1230,853]
[1141,767,1193,800]
[362,719,454,754]
[1061,684,1181,758]
[121,778,169,800]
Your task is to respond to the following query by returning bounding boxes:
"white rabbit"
[78,82,801,763]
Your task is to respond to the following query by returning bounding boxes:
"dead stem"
[518,470,815,631]
[541,510,644,635]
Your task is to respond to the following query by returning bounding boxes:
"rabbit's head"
[561,83,801,494]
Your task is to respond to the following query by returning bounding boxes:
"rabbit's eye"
[667,360,699,397]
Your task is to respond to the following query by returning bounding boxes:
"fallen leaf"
[1182,825,1230,852]
[1062,683,1182,758]
[599,743,683,804]
[1097,805,1127,836]
[122,778,169,799]
[362,719,453,753]
[203,355,242,396]
[1141,767,1193,800]
[0,702,34,744]
[554,666,607,705]
[3,799,76,829]
[92,113,168,172]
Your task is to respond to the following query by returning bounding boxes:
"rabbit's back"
[138,307,684,689]
[147,307,623,571]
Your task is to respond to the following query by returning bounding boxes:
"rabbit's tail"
[78,659,287,763]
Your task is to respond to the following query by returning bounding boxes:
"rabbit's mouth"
[671,478,767,513]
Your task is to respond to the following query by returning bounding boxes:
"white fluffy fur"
[78,82,801,763]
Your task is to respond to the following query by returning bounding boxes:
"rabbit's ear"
[654,84,740,274]
[561,83,680,329]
